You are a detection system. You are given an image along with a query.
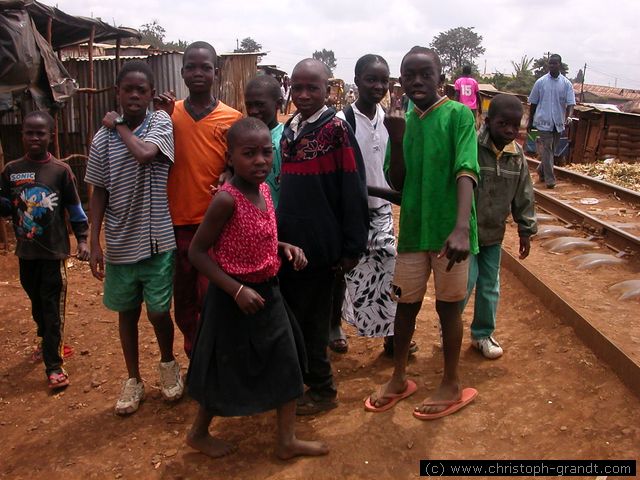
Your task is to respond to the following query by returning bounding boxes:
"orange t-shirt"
[167,100,242,225]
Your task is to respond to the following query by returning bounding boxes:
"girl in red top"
[186,117,329,460]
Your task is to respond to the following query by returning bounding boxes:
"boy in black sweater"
[277,59,369,415]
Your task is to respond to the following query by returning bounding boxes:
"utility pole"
[580,63,587,102]
[236,38,239,51]
[483,59,487,76]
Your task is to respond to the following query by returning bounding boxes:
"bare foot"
[276,437,329,460]
[369,377,408,409]
[186,431,236,458]
[415,381,461,415]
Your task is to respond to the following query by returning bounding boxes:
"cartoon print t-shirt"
[0,156,88,260]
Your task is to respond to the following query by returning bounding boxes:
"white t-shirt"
[337,103,390,209]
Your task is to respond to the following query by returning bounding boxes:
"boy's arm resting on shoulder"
[188,192,265,314]
[384,115,406,190]
[89,186,108,280]
[512,156,537,259]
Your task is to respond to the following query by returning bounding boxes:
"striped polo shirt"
[86,110,176,264]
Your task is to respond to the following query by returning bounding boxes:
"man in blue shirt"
[527,54,576,188]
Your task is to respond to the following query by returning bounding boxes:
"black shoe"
[296,391,338,416]
[383,337,419,357]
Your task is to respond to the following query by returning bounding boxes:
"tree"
[164,39,188,52]
[505,56,536,95]
[312,49,337,75]
[573,68,584,84]
[234,37,262,53]
[139,20,166,49]
[430,27,485,74]
[533,55,569,79]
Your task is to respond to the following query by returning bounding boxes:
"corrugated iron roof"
[573,83,640,101]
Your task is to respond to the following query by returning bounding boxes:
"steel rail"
[527,158,640,205]
[534,188,640,255]
[502,249,640,399]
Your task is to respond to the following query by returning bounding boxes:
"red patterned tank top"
[213,182,281,283]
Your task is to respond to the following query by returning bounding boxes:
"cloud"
[55,0,640,88]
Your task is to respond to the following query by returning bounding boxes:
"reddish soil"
[1,224,639,480]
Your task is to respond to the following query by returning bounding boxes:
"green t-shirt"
[385,98,480,254]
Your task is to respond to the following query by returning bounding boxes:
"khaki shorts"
[391,251,469,303]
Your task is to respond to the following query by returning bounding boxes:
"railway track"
[501,158,640,397]
[526,157,640,255]
[526,157,640,204]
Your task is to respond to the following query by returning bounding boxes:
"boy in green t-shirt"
[365,46,480,420]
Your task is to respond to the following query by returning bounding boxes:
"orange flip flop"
[412,387,478,420]
[364,379,418,413]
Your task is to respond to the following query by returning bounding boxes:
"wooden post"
[86,26,95,154]
[46,17,61,158]
[114,37,121,110]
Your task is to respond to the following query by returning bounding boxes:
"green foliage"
[234,37,262,53]
[573,68,584,83]
[429,27,486,74]
[312,49,337,75]
[480,56,536,95]
[533,55,569,78]
[139,20,166,49]
[164,40,188,52]
[138,20,187,51]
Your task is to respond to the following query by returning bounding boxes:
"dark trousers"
[330,273,346,330]
[173,225,210,357]
[279,267,337,398]
[19,258,67,375]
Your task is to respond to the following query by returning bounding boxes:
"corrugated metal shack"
[0,0,140,161]
[215,52,263,114]
[569,105,640,164]
[61,52,187,156]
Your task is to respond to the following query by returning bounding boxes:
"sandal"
[329,326,348,354]
[31,344,75,362]
[48,370,70,390]
[383,337,418,357]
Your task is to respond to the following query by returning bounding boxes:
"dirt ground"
[1,224,639,480]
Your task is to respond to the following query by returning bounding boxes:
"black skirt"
[187,278,305,417]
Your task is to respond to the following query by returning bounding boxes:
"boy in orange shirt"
[155,41,242,357]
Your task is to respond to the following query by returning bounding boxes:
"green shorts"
[104,251,175,313]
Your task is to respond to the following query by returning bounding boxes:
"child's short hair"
[400,46,442,74]
[227,117,270,150]
[116,60,154,88]
[292,59,330,81]
[354,54,389,76]
[246,75,282,101]
[23,110,55,132]
[487,94,523,117]
[183,41,217,64]
[462,65,472,75]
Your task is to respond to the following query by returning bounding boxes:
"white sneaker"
[115,378,145,415]
[159,359,184,401]
[471,336,504,359]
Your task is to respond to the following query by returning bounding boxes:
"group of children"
[0,40,537,459]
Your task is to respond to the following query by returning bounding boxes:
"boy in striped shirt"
[86,61,183,415]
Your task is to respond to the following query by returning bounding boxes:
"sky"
[55,0,640,90]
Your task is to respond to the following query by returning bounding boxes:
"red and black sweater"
[277,108,369,270]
